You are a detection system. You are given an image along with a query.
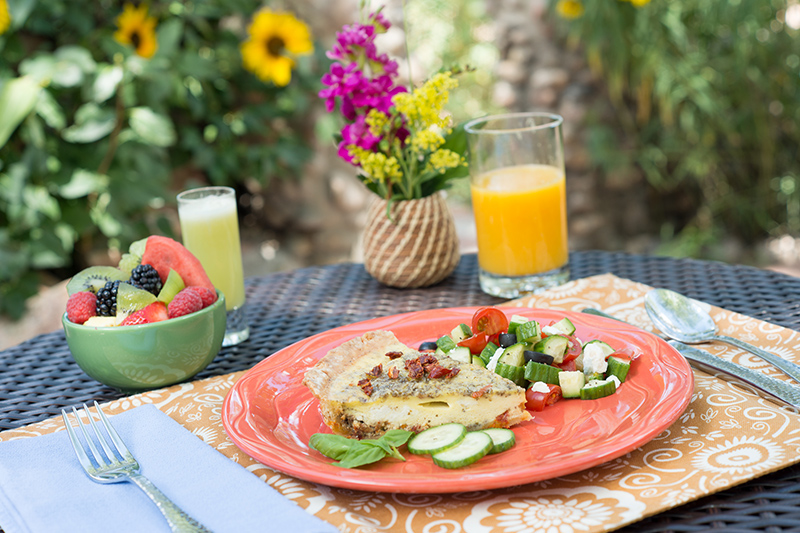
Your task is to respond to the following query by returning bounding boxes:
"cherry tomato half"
[557,359,577,372]
[457,332,489,354]
[525,384,563,412]
[562,334,583,363]
[472,307,509,337]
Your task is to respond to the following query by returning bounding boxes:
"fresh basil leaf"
[380,429,414,447]
[335,444,387,468]
[309,433,355,461]
[359,439,404,461]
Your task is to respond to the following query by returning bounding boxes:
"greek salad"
[422,307,635,412]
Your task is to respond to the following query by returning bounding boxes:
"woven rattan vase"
[362,191,460,288]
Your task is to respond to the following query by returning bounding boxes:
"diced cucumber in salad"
[421,307,634,412]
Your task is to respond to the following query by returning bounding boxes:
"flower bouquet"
[319,5,467,288]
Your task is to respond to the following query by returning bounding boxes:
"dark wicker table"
[3,251,800,532]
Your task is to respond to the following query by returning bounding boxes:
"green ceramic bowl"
[62,291,226,392]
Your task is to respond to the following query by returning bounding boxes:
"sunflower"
[556,0,584,19]
[241,9,313,87]
[114,4,158,59]
[0,0,11,36]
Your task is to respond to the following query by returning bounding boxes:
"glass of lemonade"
[464,112,569,298]
[177,186,249,346]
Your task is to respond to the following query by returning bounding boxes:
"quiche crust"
[303,330,532,438]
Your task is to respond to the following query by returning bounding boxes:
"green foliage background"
[553,0,800,257]
[0,0,323,318]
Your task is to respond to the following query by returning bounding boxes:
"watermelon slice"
[140,236,215,292]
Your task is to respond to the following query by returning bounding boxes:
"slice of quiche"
[303,330,532,439]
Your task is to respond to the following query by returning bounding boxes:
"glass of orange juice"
[464,112,569,298]
[177,186,249,346]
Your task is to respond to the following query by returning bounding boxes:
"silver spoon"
[644,288,800,385]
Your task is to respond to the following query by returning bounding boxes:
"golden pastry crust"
[302,330,412,402]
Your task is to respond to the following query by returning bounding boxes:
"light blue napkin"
[0,404,337,533]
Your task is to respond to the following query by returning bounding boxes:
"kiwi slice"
[118,253,142,276]
[129,237,148,258]
[116,282,157,316]
[157,269,185,304]
[67,266,128,296]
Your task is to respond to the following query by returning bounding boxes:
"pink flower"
[338,116,380,163]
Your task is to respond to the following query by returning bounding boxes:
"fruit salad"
[65,236,218,326]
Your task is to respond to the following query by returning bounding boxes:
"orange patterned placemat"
[4,274,800,532]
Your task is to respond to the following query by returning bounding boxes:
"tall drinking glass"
[177,186,249,346]
[464,112,569,298]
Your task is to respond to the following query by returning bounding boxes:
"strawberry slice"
[120,301,169,326]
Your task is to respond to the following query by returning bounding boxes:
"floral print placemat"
[4,274,800,533]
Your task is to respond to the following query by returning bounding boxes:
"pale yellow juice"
[178,197,246,310]
[470,164,568,277]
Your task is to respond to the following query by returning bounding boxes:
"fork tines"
[61,401,133,470]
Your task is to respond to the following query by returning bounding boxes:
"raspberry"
[168,289,204,319]
[67,291,97,324]
[184,286,217,308]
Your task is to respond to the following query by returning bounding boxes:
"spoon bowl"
[644,288,800,385]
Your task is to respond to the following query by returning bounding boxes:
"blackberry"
[129,264,162,296]
[96,280,121,316]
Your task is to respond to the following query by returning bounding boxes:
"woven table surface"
[3,250,800,532]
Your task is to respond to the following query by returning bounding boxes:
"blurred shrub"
[552,0,800,256]
[0,0,321,318]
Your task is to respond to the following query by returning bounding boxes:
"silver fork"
[62,401,212,532]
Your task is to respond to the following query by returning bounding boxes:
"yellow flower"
[366,109,390,137]
[556,0,584,19]
[241,9,313,87]
[348,146,402,183]
[392,72,458,129]
[426,149,464,173]
[410,130,445,153]
[629,0,651,6]
[0,0,11,36]
[114,4,158,59]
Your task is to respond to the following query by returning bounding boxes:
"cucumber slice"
[436,335,457,353]
[583,340,615,356]
[451,323,472,343]
[497,342,527,367]
[447,346,472,364]
[606,356,631,382]
[516,320,542,343]
[524,361,561,385]
[559,371,585,398]
[549,317,576,336]
[471,355,487,367]
[479,342,499,365]
[495,362,526,386]
[408,423,467,455]
[533,335,569,364]
[431,431,493,468]
[580,379,616,400]
[481,428,516,454]
[507,315,528,334]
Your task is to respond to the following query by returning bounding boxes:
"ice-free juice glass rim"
[176,185,234,203]
[464,111,563,135]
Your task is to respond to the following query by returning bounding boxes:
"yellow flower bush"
[241,9,313,86]
[556,0,585,19]
[0,0,10,35]
[114,4,158,58]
